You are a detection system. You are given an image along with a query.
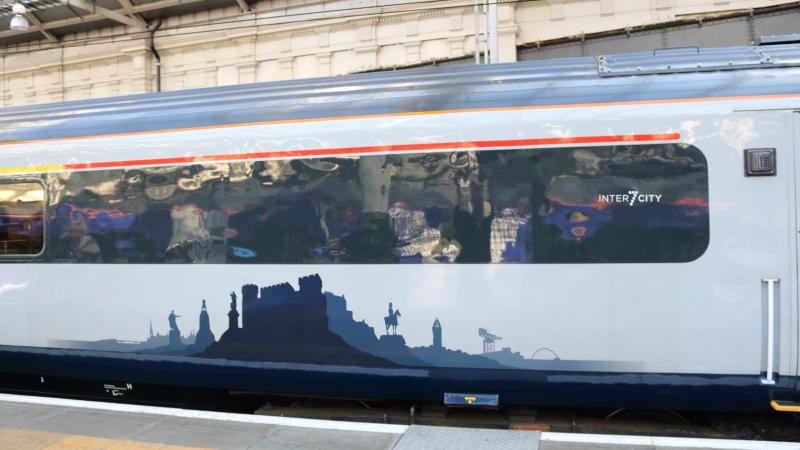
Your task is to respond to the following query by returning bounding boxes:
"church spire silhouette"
[194,299,216,350]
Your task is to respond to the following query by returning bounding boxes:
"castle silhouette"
[200,274,395,366]
[196,273,508,368]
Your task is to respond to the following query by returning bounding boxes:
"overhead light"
[9,15,29,30]
[9,3,30,31]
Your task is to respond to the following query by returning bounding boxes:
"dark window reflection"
[43,144,709,264]
[0,182,44,256]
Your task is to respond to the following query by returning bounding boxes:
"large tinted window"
[42,144,708,264]
[0,181,44,256]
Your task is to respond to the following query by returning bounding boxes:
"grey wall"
[520,8,800,61]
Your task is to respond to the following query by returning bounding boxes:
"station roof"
[0,0,247,45]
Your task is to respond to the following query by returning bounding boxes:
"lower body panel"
[0,346,793,412]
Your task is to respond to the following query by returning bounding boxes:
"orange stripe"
[59,133,680,172]
[0,92,796,147]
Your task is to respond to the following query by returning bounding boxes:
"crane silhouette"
[478,328,502,353]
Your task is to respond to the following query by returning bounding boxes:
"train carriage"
[0,43,799,412]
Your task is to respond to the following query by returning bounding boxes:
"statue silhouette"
[168,310,181,333]
[167,310,182,347]
[384,302,401,335]
[227,291,240,332]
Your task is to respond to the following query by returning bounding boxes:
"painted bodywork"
[0,45,798,410]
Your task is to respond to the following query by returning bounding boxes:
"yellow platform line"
[0,427,211,450]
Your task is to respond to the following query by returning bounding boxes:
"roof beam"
[234,0,250,13]
[24,12,58,43]
[63,0,147,30]
[117,0,137,14]
[117,0,147,26]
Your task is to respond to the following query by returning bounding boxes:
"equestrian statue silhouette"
[384,302,401,335]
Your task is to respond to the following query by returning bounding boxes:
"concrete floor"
[0,400,402,449]
[0,394,796,450]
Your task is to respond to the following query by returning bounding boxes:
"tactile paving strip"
[393,425,540,450]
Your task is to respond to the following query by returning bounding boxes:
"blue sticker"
[231,246,257,258]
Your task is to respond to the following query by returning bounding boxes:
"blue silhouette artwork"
[168,310,181,346]
[200,274,395,366]
[227,291,240,332]
[384,302,401,335]
[193,300,215,351]
[57,273,513,369]
[432,318,442,349]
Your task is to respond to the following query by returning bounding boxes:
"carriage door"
[740,109,797,389]
[781,110,800,390]
[792,111,800,390]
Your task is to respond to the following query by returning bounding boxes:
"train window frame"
[0,178,47,259]
[38,144,710,264]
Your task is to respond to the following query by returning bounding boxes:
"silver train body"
[0,44,799,411]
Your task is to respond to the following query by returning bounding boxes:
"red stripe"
[62,133,680,171]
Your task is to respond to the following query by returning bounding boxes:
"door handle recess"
[761,278,779,385]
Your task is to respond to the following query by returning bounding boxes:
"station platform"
[0,393,796,450]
